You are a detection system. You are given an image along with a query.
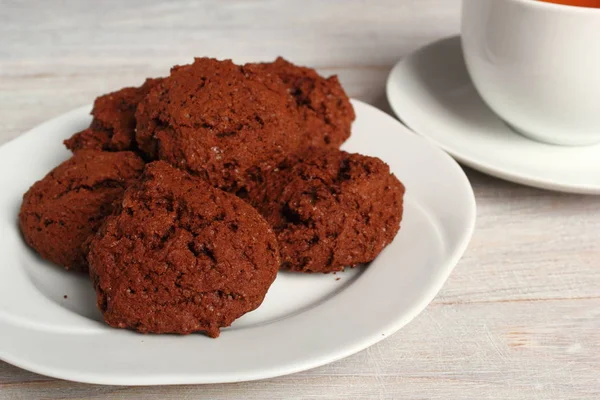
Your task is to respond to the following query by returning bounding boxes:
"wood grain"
[1,0,599,399]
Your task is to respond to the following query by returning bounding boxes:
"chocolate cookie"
[64,78,163,153]
[87,161,280,337]
[251,149,404,273]
[19,150,145,271]
[135,58,304,192]
[249,57,355,149]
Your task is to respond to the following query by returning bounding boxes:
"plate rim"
[386,35,600,195]
[0,99,476,385]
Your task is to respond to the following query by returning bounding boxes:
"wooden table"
[1,1,598,398]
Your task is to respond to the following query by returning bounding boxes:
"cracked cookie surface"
[250,149,404,273]
[64,78,163,153]
[87,161,280,337]
[19,150,145,271]
[135,58,304,193]
[248,57,355,149]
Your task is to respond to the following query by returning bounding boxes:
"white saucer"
[386,36,600,195]
[0,100,475,385]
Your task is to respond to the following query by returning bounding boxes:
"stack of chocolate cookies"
[19,57,404,338]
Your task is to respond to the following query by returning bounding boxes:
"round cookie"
[19,150,145,271]
[64,78,163,153]
[135,58,304,193]
[249,57,355,149]
[252,149,404,273]
[87,161,280,337]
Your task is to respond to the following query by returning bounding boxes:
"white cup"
[461,0,600,146]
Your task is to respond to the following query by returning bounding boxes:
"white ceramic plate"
[0,99,475,385]
[386,36,600,195]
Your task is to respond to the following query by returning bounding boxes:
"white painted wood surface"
[1,1,599,398]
